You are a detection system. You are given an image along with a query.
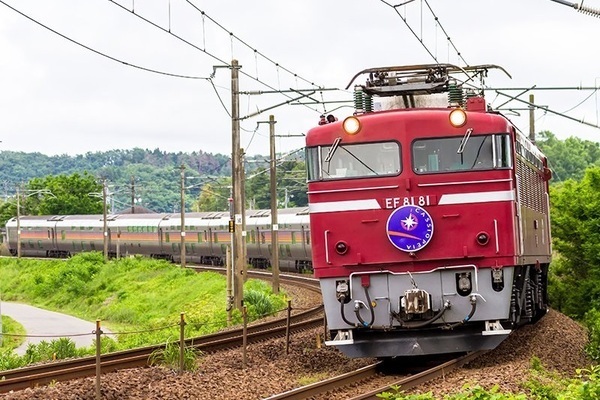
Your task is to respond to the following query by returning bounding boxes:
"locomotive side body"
[306,67,551,358]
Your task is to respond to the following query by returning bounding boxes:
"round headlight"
[449,108,467,128]
[342,116,361,135]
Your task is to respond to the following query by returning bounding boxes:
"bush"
[564,365,600,400]
[0,349,26,370]
[23,338,78,364]
[149,340,201,371]
[584,309,600,361]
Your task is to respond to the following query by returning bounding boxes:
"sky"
[0,0,599,158]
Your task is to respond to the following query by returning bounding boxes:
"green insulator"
[448,83,464,107]
[364,94,373,113]
[354,86,365,112]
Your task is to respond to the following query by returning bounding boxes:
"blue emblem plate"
[386,205,434,252]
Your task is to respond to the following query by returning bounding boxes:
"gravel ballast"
[0,286,591,399]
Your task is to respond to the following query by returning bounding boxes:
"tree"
[536,130,600,182]
[548,166,600,318]
[245,168,271,209]
[0,200,17,227]
[26,173,103,215]
[278,160,307,207]
[192,181,230,212]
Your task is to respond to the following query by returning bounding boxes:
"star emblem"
[401,213,418,231]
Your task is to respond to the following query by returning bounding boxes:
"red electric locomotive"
[306,64,551,358]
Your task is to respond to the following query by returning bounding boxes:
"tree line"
[0,147,308,225]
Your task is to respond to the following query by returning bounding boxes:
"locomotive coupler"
[335,280,351,303]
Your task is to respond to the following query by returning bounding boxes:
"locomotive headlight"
[342,116,361,135]
[449,108,467,128]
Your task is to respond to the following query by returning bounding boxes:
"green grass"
[0,252,287,355]
[0,315,26,351]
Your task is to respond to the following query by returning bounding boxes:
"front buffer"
[321,265,514,358]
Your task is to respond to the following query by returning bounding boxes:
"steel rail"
[0,272,323,393]
[266,351,485,400]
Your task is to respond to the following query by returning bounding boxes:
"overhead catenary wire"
[422,0,468,66]
[183,0,323,90]
[0,0,209,80]
[377,0,468,66]
[107,0,329,116]
[495,90,600,130]
[3,0,332,120]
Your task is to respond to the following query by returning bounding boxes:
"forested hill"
[0,147,307,213]
[0,148,232,185]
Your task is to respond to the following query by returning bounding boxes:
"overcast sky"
[1,0,599,158]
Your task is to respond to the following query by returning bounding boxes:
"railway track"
[0,270,323,394]
[266,351,485,400]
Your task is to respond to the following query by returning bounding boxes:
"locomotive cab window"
[412,134,512,174]
[306,141,401,181]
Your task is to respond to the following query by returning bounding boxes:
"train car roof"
[107,213,171,227]
[5,215,59,227]
[179,212,230,228]
[54,215,106,227]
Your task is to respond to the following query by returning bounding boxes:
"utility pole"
[180,164,186,268]
[16,187,21,259]
[130,176,135,214]
[241,149,247,283]
[227,192,234,316]
[529,94,535,143]
[231,59,245,310]
[269,115,280,294]
[102,179,108,261]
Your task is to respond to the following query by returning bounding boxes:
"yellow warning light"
[449,108,467,128]
[342,116,361,135]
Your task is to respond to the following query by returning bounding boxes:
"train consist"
[4,208,312,272]
[306,64,551,358]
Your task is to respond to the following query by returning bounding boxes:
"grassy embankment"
[0,252,287,366]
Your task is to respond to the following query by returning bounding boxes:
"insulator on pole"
[549,0,600,17]
[577,3,600,17]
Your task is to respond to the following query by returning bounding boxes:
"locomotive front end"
[306,64,551,358]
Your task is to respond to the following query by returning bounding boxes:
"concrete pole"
[529,94,535,143]
[180,164,186,268]
[130,176,135,214]
[269,115,280,294]
[102,180,108,262]
[16,187,21,259]
[231,59,245,310]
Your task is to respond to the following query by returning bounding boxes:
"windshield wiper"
[324,137,342,162]
[457,128,473,154]
[340,146,379,176]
